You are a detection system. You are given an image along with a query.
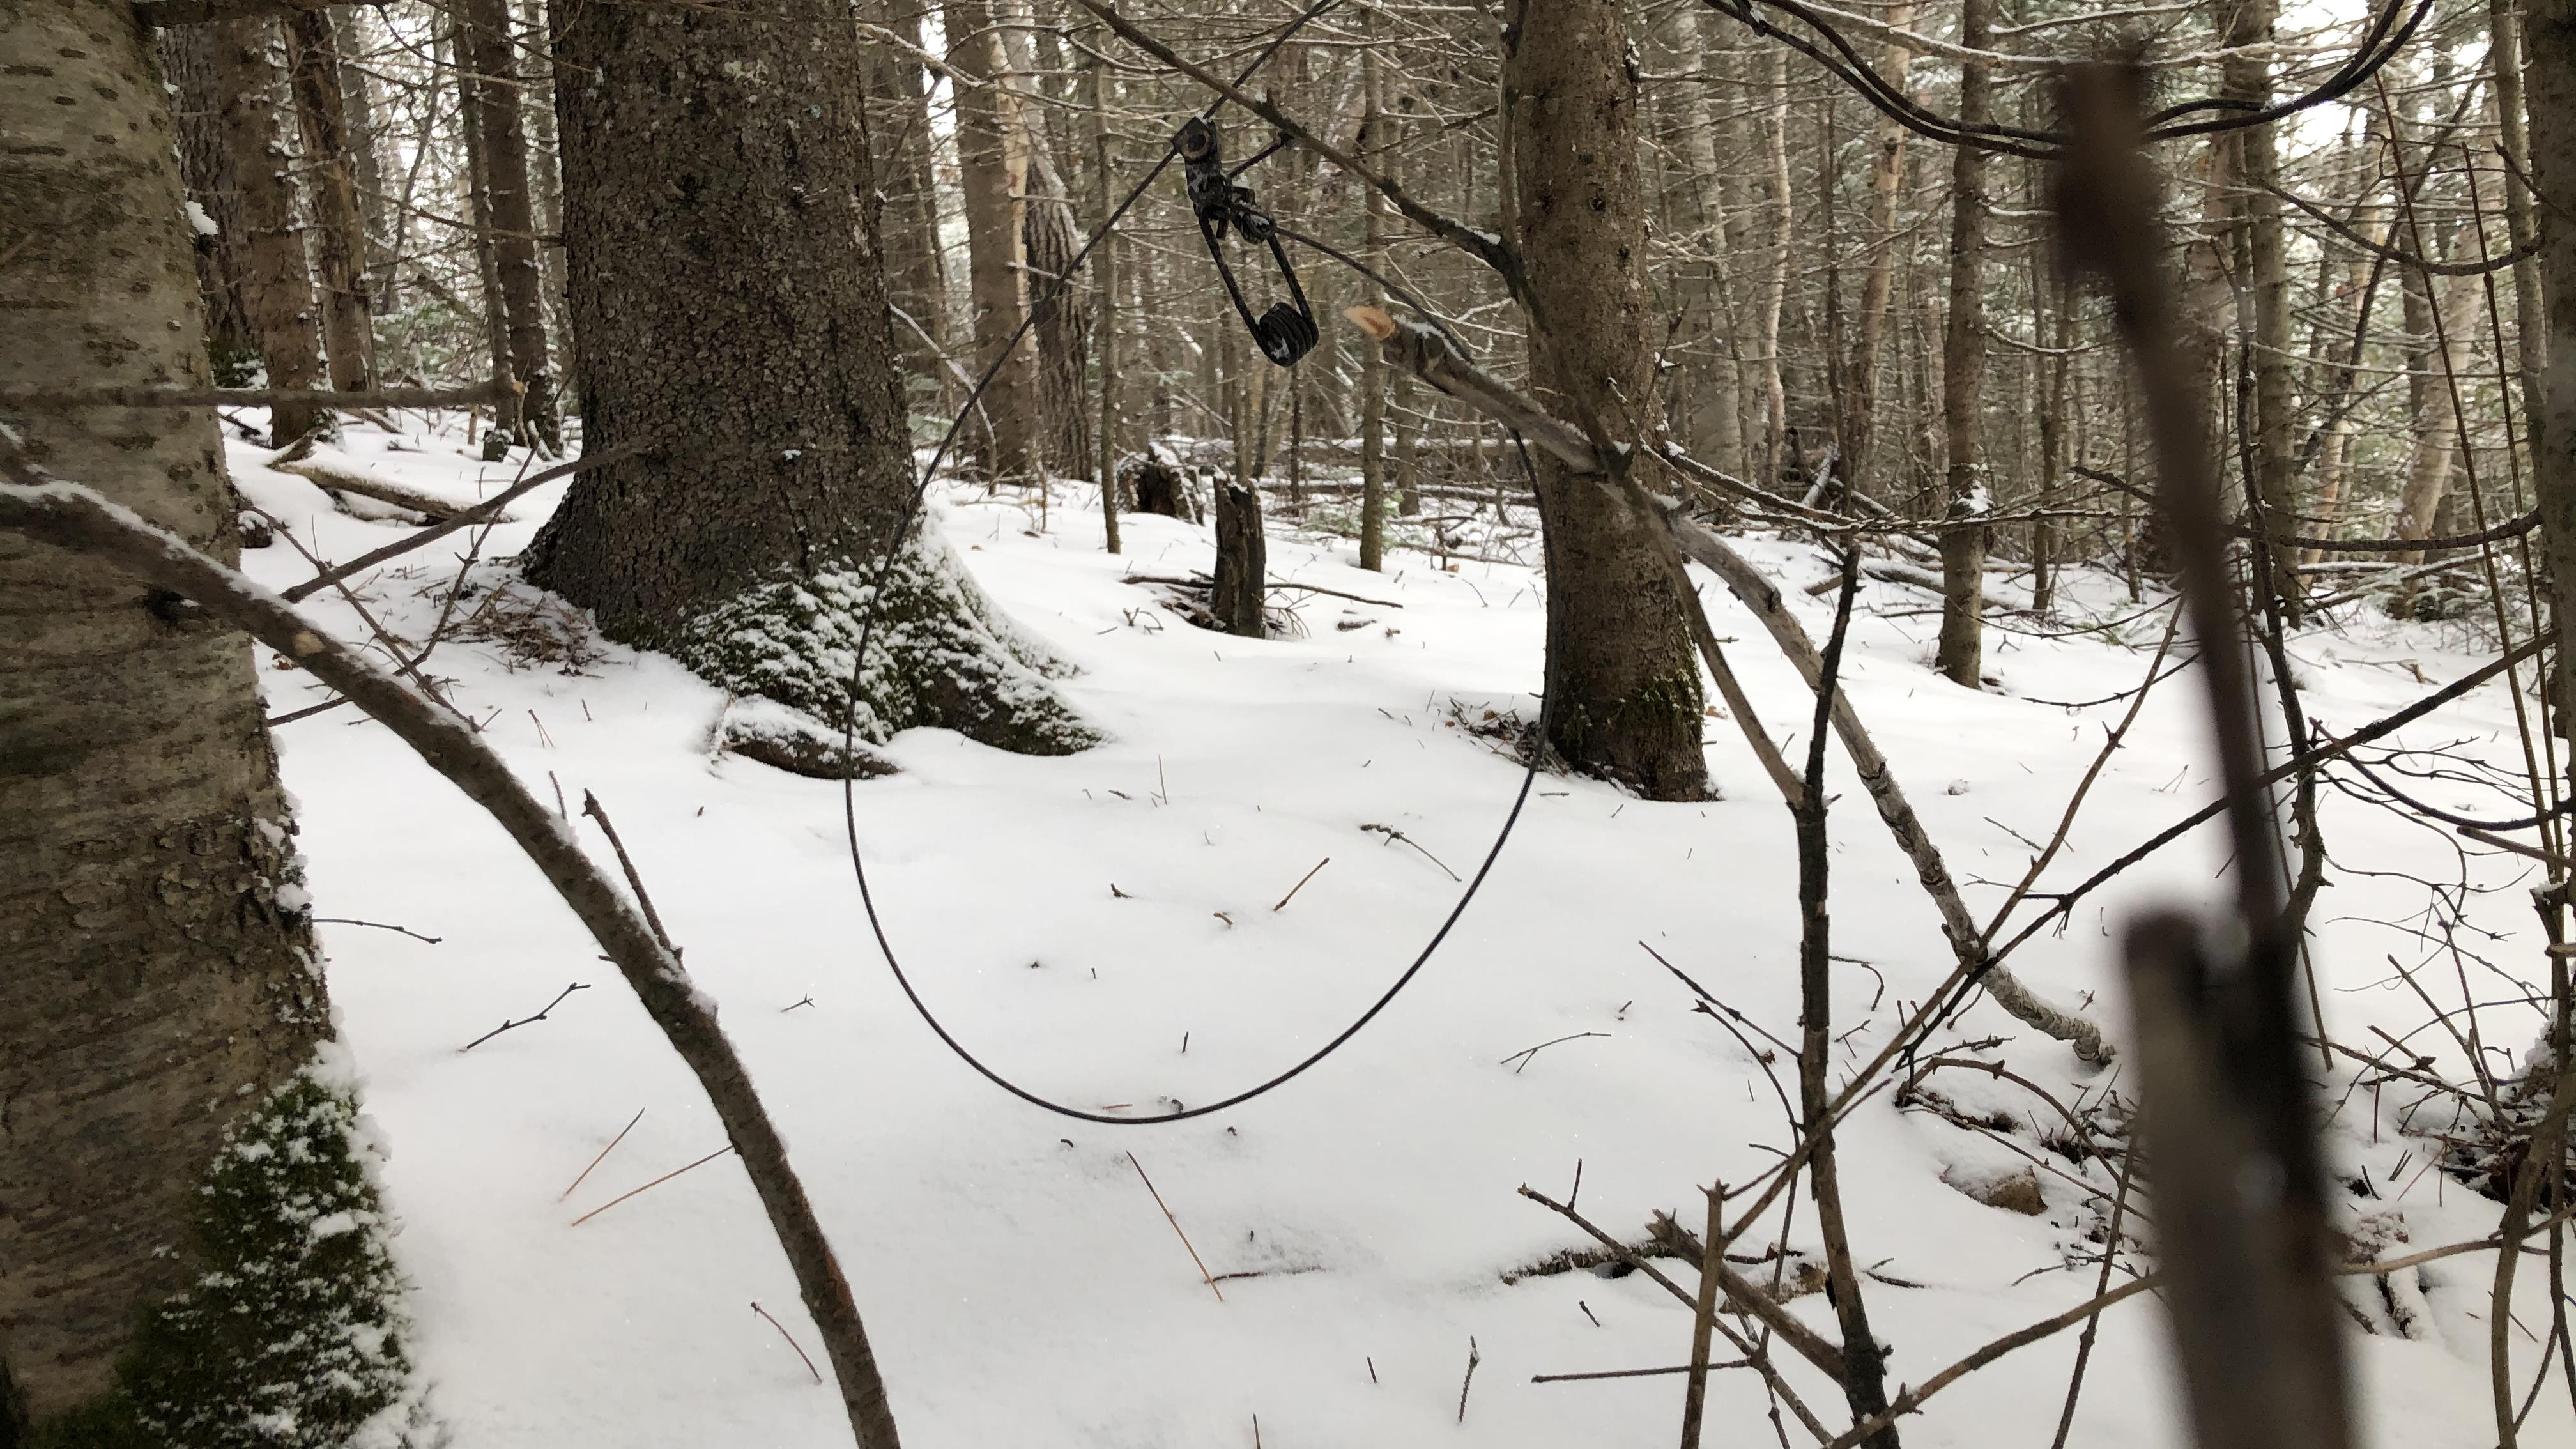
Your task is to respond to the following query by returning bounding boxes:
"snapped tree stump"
[1209,481,1266,638]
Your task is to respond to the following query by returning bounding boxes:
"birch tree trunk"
[1,0,331,1413]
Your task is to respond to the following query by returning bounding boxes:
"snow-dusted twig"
[312,916,442,944]
[1454,1336,1479,1423]
[0,456,903,1449]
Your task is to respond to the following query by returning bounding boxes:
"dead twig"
[754,1301,825,1384]
[1497,1031,1609,1075]
[312,916,441,944]
[570,1145,737,1227]
[560,1107,647,1202]
[1128,1153,1224,1301]
[1271,857,1330,912]
[1457,1336,1480,1423]
[459,981,588,1052]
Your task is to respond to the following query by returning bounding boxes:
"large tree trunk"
[1499,0,1708,801]
[459,0,560,452]
[530,0,1093,768]
[944,0,1039,483]
[0,0,330,1413]
[331,7,397,314]
[286,7,374,392]
[1935,0,1991,689]
[210,15,329,444]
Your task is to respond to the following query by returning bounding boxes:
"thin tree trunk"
[330,8,395,312]
[868,0,952,401]
[286,8,374,392]
[1500,0,1708,801]
[448,19,516,452]
[1358,36,1388,572]
[1936,0,1991,688]
[1841,1,1913,498]
[211,15,329,444]
[459,0,559,452]
[944,0,1039,482]
[1758,46,1793,486]
[2492,0,2548,438]
[1,0,330,1412]
[1087,33,1121,553]
[2236,0,2299,615]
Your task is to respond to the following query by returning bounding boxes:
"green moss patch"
[22,1076,419,1449]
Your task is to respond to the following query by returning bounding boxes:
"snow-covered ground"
[231,417,2569,1448]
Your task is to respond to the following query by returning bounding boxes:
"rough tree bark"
[0,0,329,1414]
[529,0,1092,765]
[1935,0,1991,689]
[1025,148,1093,479]
[158,27,260,382]
[2235,0,2301,617]
[286,7,373,392]
[1087,34,1122,552]
[944,0,1039,483]
[459,0,559,452]
[1498,0,1708,801]
[210,14,329,443]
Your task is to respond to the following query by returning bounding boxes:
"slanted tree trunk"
[530,0,1093,772]
[459,0,560,452]
[0,0,332,1413]
[211,15,328,443]
[1935,0,1991,689]
[158,27,260,383]
[1499,0,1708,801]
[286,8,374,392]
[944,0,1039,483]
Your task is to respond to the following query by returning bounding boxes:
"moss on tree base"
[682,524,1100,764]
[11,1075,422,1449]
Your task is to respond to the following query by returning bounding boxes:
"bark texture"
[0,0,328,1413]
[530,0,1091,757]
[210,15,328,443]
[1499,0,1708,801]
[1935,0,1990,688]
[158,26,259,381]
[286,6,373,392]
